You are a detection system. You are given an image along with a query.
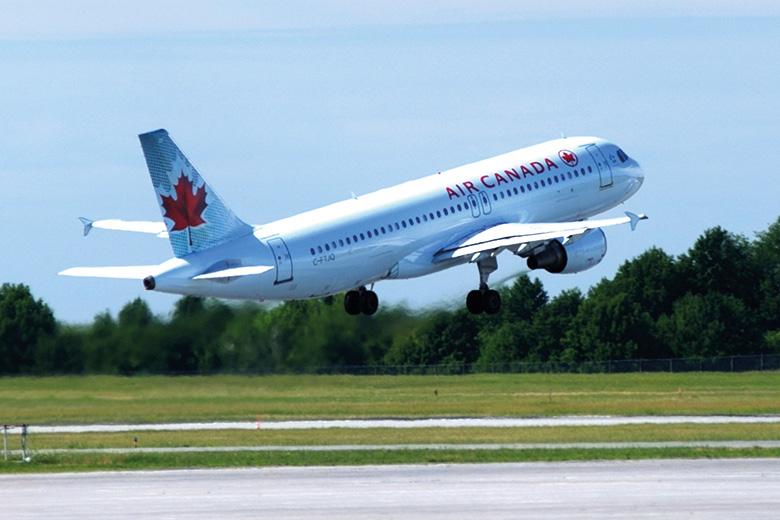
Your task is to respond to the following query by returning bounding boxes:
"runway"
[2,459,779,519]
[23,414,780,433]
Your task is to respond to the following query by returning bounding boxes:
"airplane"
[60,129,646,315]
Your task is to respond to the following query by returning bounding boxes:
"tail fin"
[139,129,252,257]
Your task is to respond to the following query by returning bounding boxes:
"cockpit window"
[616,148,629,163]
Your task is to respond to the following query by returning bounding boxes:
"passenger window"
[359,233,365,240]
[331,241,337,249]
[367,230,372,238]
[318,246,323,253]
[568,172,573,179]
[534,182,539,188]
[310,248,315,256]
[493,193,498,201]
[436,210,442,218]
[520,186,525,193]
[443,208,448,215]
[588,166,592,173]
[581,168,585,175]
[394,223,400,230]
[352,235,358,242]
[500,191,505,199]
[374,228,379,236]
[338,239,344,247]
[408,218,414,226]
[325,243,330,251]
[527,184,532,191]
[513,187,518,195]
[423,214,428,222]
[381,226,386,234]
[450,206,455,213]
[457,204,462,211]
[346,237,351,244]
[429,212,435,220]
[540,180,546,187]
[415,217,421,224]
[402,221,407,228]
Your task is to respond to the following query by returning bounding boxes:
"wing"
[79,217,169,238]
[434,211,647,262]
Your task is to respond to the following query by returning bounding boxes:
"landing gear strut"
[466,257,502,315]
[344,287,379,316]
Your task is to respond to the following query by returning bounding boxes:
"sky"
[2,2,779,322]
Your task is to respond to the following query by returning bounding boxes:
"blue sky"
[2,3,779,322]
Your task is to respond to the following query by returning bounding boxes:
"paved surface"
[21,415,780,433]
[2,459,779,519]
[10,440,780,456]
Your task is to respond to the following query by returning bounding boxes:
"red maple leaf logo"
[559,150,578,166]
[161,172,208,235]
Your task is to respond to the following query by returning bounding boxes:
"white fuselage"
[151,136,643,300]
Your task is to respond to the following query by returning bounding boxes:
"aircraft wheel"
[360,290,379,315]
[466,290,484,314]
[482,289,502,315]
[344,290,362,315]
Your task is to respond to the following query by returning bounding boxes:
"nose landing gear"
[344,287,379,315]
[466,256,502,315]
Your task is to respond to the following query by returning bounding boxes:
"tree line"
[2,217,779,375]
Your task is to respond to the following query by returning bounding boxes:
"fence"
[276,353,780,376]
[2,424,30,462]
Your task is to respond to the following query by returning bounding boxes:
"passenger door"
[267,237,293,284]
[584,144,613,189]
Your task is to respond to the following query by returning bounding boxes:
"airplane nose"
[628,159,644,185]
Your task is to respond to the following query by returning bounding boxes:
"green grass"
[24,423,780,450]
[2,372,779,424]
[2,447,780,474]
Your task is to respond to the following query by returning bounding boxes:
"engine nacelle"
[526,228,607,274]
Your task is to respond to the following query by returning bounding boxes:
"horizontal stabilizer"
[192,265,274,280]
[79,218,168,238]
[58,265,160,280]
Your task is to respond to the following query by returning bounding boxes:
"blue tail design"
[138,129,252,257]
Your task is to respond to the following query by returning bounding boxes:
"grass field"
[3,447,780,474]
[21,423,780,450]
[2,372,779,425]
[2,372,778,472]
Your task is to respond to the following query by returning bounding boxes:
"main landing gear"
[466,257,502,315]
[344,287,379,316]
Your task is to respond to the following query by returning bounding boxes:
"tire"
[466,290,484,314]
[344,291,361,315]
[482,289,502,314]
[360,290,379,315]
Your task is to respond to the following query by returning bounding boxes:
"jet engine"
[526,228,607,274]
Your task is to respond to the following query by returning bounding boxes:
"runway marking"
[25,415,780,433]
[12,440,780,455]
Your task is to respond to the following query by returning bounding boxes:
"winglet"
[625,211,648,231]
[78,217,94,237]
